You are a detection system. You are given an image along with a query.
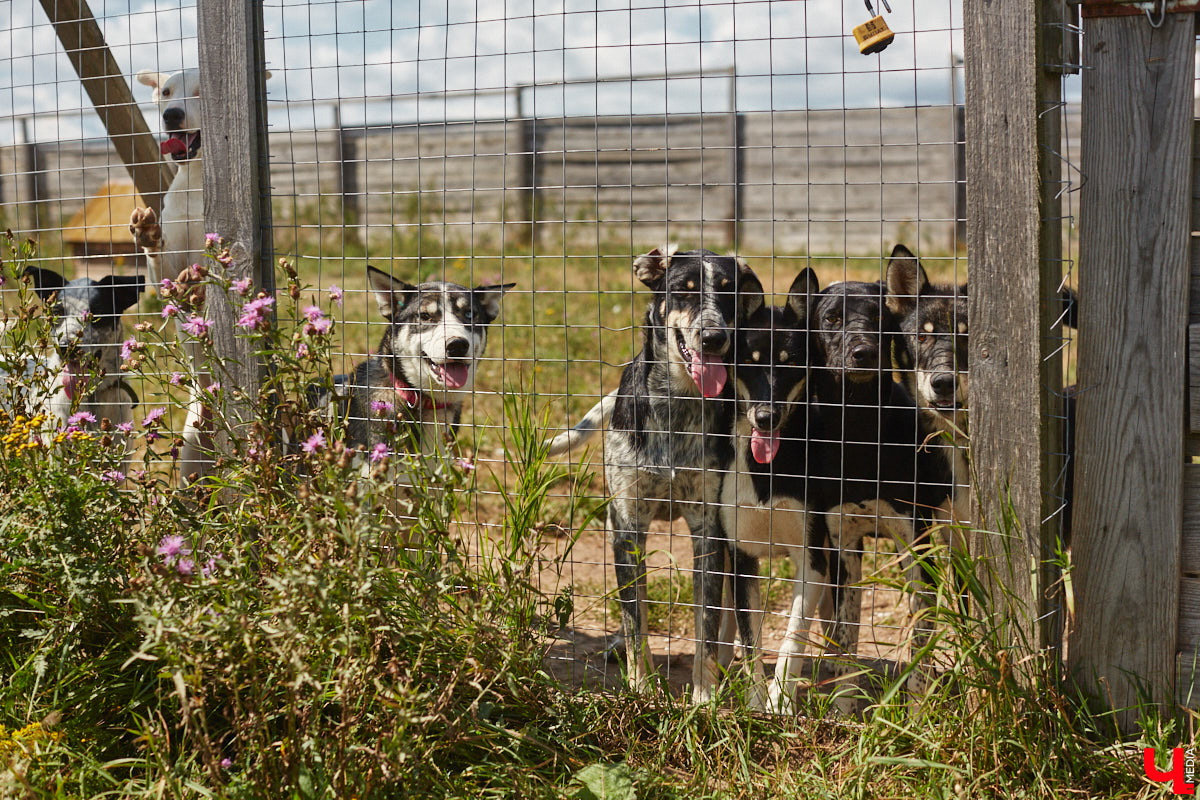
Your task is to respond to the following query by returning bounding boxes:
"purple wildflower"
[100,469,125,484]
[370,399,394,416]
[205,232,219,246]
[304,316,332,336]
[156,534,190,561]
[116,421,133,434]
[303,305,323,322]
[232,277,252,296]
[142,407,166,428]
[176,557,196,576]
[329,285,343,306]
[455,456,476,473]
[220,758,232,769]
[169,372,184,386]
[181,315,211,337]
[370,442,389,463]
[161,303,180,319]
[120,338,139,361]
[67,411,96,427]
[159,277,175,294]
[296,342,310,358]
[237,296,275,330]
[302,430,326,454]
[202,558,218,578]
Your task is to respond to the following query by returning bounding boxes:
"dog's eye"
[161,89,171,97]
[917,333,929,343]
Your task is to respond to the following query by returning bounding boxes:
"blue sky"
[2,0,973,144]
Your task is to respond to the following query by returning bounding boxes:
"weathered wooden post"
[1069,9,1193,728]
[964,0,1069,668]
[198,0,274,447]
[40,0,175,216]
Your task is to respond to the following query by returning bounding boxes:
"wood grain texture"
[1183,464,1200,578]
[39,0,174,216]
[964,0,1050,654]
[198,0,273,443]
[1068,14,1193,725]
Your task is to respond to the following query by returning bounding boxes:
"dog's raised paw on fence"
[128,207,163,252]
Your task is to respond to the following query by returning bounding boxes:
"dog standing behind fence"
[1,268,144,464]
[548,245,765,702]
[337,265,513,487]
[129,66,270,484]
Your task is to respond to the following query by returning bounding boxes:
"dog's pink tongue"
[62,362,82,401]
[690,352,727,397]
[160,137,186,156]
[441,363,469,389]
[750,428,780,464]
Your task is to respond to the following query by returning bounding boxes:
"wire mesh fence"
[0,0,1081,704]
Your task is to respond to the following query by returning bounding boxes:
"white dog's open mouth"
[427,358,469,389]
[161,130,201,160]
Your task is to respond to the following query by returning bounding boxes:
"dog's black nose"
[445,337,470,359]
[930,372,957,397]
[700,328,728,353]
[163,107,185,129]
[849,343,877,369]
[753,406,780,431]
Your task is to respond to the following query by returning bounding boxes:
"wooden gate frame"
[967,0,1195,729]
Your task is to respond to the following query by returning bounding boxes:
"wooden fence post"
[964,0,1065,663]
[1068,12,1193,728]
[39,0,175,216]
[197,0,274,445]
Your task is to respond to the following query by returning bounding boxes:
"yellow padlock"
[854,15,894,55]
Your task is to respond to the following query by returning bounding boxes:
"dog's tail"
[545,389,619,458]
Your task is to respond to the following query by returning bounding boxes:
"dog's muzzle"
[747,406,782,464]
[161,129,201,161]
[675,328,728,398]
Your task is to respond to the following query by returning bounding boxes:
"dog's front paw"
[129,207,163,251]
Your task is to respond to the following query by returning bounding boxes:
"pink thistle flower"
[67,411,96,426]
[232,277,252,295]
[370,400,394,416]
[176,557,196,576]
[370,442,390,463]
[304,316,332,336]
[161,303,180,319]
[100,469,125,484]
[303,305,323,322]
[302,430,326,454]
[205,232,219,246]
[220,758,232,769]
[116,421,133,434]
[206,381,221,394]
[455,456,476,472]
[296,342,310,358]
[159,277,175,294]
[237,296,275,330]
[202,558,217,578]
[142,407,166,428]
[156,534,190,561]
[329,285,343,306]
[181,315,211,337]
[120,338,139,361]
[169,372,185,386]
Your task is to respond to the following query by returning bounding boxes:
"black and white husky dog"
[547,245,765,700]
[3,268,144,456]
[342,265,513,464]
[718,268,829,713]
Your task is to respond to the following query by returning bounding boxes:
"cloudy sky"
[2,0,981,144]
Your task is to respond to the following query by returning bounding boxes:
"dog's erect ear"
[136,70,169,92]
[735,257,765,318]
[23,267,66,304]
[95,275,147,316]
[632,243,679,290]
[785,268,820,326]
[366,265,416,320]
[264,70,273,80]
[473,282,517,323]
[885,244,930,313]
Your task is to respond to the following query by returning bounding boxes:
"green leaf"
[572,762,636,800]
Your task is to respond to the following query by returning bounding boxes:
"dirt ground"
[523,516,917,699]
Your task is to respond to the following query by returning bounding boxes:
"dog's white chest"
[721,442,812,557]
[159,161,206,278]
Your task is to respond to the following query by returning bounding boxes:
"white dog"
[129,67,267,483]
